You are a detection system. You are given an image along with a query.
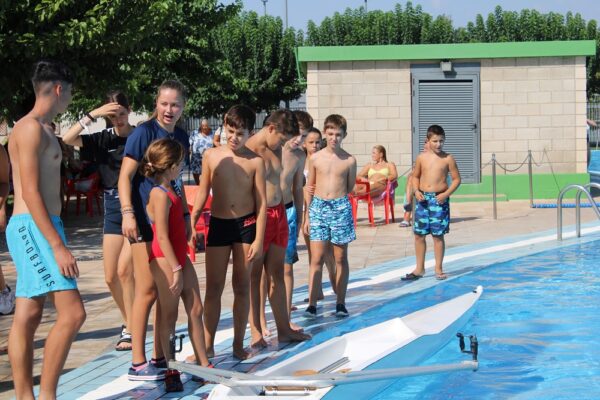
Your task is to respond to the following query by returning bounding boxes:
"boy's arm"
[302,157,317,235]
[412,156,424,201]
[0,145,9,231]
[292,155,305,237]
[16,121,78,278]
[190,153,212,228]
[346,157,357,195]
[438,155,461,203]
[250,158,267,261]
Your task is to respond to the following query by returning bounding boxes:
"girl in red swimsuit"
[142,138,210,387]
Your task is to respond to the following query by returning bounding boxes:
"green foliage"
[304,2,600,97]
[199,11,304,115]
[0,0,240,122]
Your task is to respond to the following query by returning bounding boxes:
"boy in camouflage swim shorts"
[402,125,461,281]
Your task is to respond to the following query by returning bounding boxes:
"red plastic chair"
[184,185,212,262]
[64,172,102,217]
[350,179,398,227]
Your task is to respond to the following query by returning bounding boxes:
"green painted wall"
[396,173,590,202]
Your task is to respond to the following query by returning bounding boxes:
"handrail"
[557,183,600,240]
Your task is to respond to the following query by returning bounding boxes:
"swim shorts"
[264,203,289,252]
[309,196,356,245]
[413,192,450,236]
[6,214,78,298]
[103,189,123,235]
[207,213,256,247]
[284,202,298,264]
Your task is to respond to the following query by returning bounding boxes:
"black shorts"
[131,190,153,243]
[207,213,256,247]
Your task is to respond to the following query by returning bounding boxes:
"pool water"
[332,240,600,399]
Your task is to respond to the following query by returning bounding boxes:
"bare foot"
[186,354,197,363]
[261,326,272,338]
[250,337,269,349]
[290,321,304,332]
[206,347,215,358]
[233,346,251,360]
[279,329,311,343]
[435,272,448,280]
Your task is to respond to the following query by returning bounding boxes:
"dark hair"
[225,105,256,131]
[323,114,347,136]
[373,145,388,162]
[307,127,321,138]
[264,109,299,138]
[426,124,445,139]
[140,138,184,179]
[157,79,187,102]
[105,90,130,109]
[293,110,314,132]
[31,60,73,91]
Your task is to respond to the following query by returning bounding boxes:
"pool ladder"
[557,183,600,240]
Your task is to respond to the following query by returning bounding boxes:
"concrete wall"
[306,56,587,177]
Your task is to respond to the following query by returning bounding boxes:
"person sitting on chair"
[354,145,398,198]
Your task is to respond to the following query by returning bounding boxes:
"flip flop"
[436,273,448,280]
[399,221,411,227]
[401,272,424,281]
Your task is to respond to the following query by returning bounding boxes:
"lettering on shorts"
[18,225,55,290]
[243,216,257,227]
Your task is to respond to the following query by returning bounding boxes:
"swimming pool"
[346,238,600,399]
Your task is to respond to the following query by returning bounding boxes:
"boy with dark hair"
[402,124,461,281]
[303,114,357,319]
[246,109,311,348]
[190,104,268,360]
[7,60,86,398]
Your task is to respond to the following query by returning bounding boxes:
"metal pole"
[528,150,533,208]
[285,0,288,28]
[261,0,267,16]
[364,0,368,12]
[492,154,497,220]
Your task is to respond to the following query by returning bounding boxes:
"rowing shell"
[172,285,483,399]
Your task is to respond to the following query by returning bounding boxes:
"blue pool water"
[330,239,600,399]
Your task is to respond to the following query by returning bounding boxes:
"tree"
[202,11,304,115]
[0,0,240,123]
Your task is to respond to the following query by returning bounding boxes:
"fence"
[588,100,600,145]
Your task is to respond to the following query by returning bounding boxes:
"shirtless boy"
[190,105,267,360]
[303,114,357,319]
[246,109,311,348]
[401,124,461,281]
[281,111,312,324]
[7,60,86,399]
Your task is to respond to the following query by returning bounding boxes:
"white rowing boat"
[171,285,483,399]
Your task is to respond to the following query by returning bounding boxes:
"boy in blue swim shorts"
[6,60,86,399]
[303,114,357,319]
[402,125,461,282]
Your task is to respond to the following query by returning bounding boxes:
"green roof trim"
[297,40,596,63]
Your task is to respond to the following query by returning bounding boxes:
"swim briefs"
[284,202,298,264]
[309,195,356,245]
[413,192,450,236]
[264,203,289,252]
[207,213,256,247]
[6,214,78,298]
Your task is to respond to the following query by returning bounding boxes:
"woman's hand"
[89,102,122,119]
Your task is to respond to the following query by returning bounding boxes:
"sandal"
[401,272,424,281]
[115,325,132,351]
[399,220,411,227]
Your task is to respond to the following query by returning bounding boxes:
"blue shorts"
[309,196,355,245]
[6,214,78,298]
[413,192,450,236]
[103,189,123,235]
[284,203,298,264]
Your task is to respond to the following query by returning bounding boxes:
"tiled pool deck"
[1,200,598,399]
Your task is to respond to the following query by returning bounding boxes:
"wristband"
[86,112,97,123]
[172,264,183,272]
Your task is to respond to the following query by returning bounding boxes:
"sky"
[224,0,600,30]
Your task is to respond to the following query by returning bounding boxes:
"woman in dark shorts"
[63,91,134,351]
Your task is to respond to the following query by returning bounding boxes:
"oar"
[174,360,478,388]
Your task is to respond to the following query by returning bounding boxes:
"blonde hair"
[140,138,184,179]
[373,145,388,162]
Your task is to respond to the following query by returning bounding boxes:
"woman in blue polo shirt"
[63,91,134,351]
[118,80,190,381]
